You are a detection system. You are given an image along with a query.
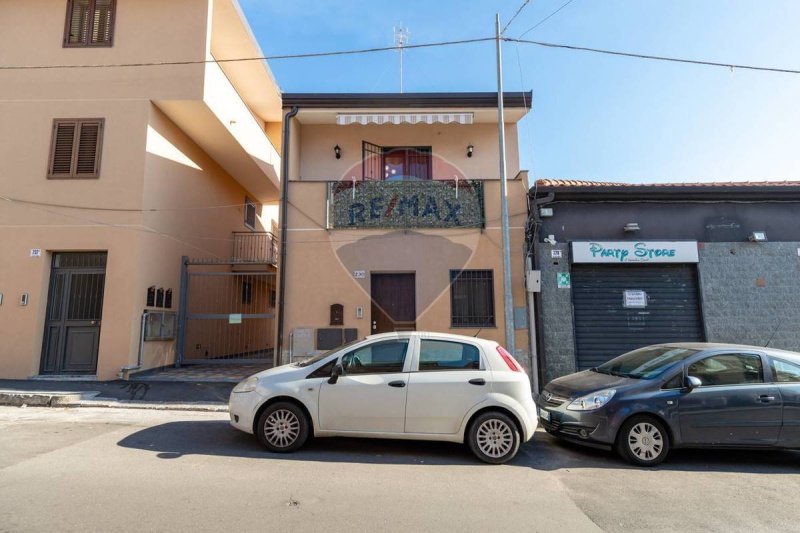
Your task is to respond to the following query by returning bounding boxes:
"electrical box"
[526,270,541,293]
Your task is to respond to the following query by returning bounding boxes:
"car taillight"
[496,346,522,372]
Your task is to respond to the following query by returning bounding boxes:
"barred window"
[449,270,495,327]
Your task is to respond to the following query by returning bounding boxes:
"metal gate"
[176,259,276,365]
[571,264,705,370]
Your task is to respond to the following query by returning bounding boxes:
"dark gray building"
[527,180,800,385]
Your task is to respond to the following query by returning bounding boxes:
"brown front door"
[370,273,416,333]
[40,252,107,375]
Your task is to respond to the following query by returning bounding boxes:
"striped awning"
[336,113,474,126]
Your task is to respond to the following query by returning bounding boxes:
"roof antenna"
[394,24,410,93]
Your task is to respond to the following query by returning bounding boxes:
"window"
[661,373,684,390]
[418,340,481,371]
[362,141,432,181]
[64,0,116,47]
[306,359,336,379]
[241,281,253,304]
[341,339,409,374]
[449,270,495,327]
[688,353,764,386]
[48,119,104,178]
[771,358,800,383]
[244,198,257,230]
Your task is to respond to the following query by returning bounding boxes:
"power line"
[507,37,800,75]
[502,0,532,35]
[0,37,495,70]
[518,0,578,38]
[0,195,257,212]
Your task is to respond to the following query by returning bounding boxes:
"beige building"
[278,93,534,372]
[0,0,282,380]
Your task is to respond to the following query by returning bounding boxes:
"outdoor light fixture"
[623,223,641,232]
[334,145,341,159]
[749,231,767,242]
[467,144,474,158]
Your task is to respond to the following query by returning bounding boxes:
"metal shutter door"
[571,264,705,370]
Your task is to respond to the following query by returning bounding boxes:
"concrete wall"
[699,242,800,351]
[537,241,800,384]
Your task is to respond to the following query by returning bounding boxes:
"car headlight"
[567,389,616,411]
[232,376,259,393]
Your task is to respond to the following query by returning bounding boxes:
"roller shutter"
[571,264,704,370]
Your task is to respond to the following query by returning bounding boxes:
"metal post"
[495,14,515,354]
[525,255,540,393]
[175,256,189,368]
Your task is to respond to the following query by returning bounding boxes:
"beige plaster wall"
[291,123,520,181]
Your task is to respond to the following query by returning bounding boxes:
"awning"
[336,112,474,126]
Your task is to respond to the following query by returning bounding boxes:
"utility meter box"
[526,270,541,293]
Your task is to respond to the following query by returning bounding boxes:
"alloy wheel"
[476,418,514,458]
[263,409,301,448]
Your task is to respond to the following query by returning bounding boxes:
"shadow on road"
[117,420,800,473]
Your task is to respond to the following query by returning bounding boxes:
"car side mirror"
[684,375,702,391]
[328,363,344,384]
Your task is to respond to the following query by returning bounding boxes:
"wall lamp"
[334,145,342,159]
[749,231,767,242]
[623,222,641,232]
[466,144,474,158]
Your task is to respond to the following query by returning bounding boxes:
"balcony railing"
[326,179,485,229]
[232,232,278,265]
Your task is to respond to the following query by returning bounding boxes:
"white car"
[229,331,537,464]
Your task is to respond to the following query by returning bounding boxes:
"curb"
[0,390,228,413]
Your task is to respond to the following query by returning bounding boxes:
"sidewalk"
[0,379,234,412]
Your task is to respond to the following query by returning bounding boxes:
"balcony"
[232,232,278,267]
[326,179,485,230]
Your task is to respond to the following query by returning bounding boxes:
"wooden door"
[370,273,416,334]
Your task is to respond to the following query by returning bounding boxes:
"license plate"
[539,408,551,421]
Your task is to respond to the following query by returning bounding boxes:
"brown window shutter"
[90,0,115,45]
[65,0,91,45]
[75,121,103,176]
[49,121,77,176]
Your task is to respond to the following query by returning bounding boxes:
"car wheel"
[256,402,310,453]
[616,415,670,467]
[468,411,520,464]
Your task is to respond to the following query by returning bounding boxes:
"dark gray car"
[536,343,800,466]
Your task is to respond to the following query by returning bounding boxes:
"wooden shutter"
[64,0,115,47]
[49,119,103,178]
[75,121,103,176]
[65,0,90,45]
[90,0,115,45]
[49,121,77,176]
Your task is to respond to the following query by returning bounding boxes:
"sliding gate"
[176,259,276,366]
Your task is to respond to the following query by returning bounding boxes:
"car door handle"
[388,380,406,388]
[757,395,776,402]
[468,378,486,386]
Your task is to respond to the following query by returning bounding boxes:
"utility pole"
[495,14,515,355]
[394,25,409,93]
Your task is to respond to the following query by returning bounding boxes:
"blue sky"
[239,0,800,183]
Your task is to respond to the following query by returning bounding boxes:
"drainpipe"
[275,106,299,366]
[526,191,555,394]
[119,311,147,379]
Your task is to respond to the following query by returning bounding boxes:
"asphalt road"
[1,407,798,533]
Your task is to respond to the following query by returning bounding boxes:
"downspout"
[526,191,555,393]
[275,106,299,366]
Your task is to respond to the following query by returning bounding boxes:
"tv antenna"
[393,24,410,93]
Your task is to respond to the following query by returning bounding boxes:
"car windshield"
[293,339,362,367]
[594,346,700,379]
